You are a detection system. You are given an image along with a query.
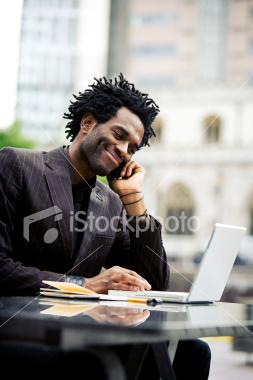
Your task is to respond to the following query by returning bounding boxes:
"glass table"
[0,296,252,379]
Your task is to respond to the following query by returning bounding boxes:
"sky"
[0,1,23,128]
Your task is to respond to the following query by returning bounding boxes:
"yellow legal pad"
[42,280,97,294]
[40,281,127,301]
[40,281,163,304]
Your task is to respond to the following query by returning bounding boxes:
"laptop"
[109,223,246,304]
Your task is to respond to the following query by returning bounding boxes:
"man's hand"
[107,161,146,196]
[84,266,151,294]
[107,161,147,218]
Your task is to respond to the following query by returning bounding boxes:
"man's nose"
[116,142,129,159]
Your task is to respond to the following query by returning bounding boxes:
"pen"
[127,298,163,305]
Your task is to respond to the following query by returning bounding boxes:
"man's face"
[80,107,144,176]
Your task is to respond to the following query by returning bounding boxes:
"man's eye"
[114,131,122,139]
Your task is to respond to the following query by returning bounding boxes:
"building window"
[248,192,253,235]
[165,183,195,235]
[250,39,253,54]
[138,76,175,88]
[68,17,78,44]
[130,44,176,57]
[250,210,253,236]
[129,12,179,28]
[203,115,221,143]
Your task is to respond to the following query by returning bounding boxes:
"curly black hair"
[63,73,159,148]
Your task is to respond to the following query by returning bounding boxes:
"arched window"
[152,117,163,143]
[165,183,195,235]
[203,115,221,143]
[248,191,253,235]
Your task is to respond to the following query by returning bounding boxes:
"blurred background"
[1,0,253,288]
[0,0,253,374]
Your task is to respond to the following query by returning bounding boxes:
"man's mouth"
[105,148,122,166]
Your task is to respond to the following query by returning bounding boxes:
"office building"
[16,0,110,144]
[108,0,253,261]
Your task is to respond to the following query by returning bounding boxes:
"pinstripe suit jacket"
[0,146,170,295]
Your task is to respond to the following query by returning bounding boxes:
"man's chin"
[93,166,111,177]
[89,156,115,177]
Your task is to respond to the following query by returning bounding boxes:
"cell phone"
[110,160,131,179]
[110,164,125,179]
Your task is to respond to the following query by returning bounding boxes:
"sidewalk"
[202,337,253,380]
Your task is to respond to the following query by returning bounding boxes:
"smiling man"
[0,74,210,379]
[0,73,169,295]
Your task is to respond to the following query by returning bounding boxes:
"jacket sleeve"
[0,147,64,295]
[103,210,170,291]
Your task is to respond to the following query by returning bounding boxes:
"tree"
[97,176,108,185]
[0,120,35,149]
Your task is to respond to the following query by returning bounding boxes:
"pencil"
[127,297,163,305]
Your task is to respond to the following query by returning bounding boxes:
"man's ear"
[80,113,97,134]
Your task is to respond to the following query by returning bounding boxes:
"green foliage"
[97,175,108,185]
[0,120,35,149]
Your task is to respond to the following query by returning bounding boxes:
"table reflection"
[38,298,253,334]
[1,296,253,334]
[40,299,150,326]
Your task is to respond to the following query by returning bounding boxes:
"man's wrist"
[83,277,91,289]
[65,275,85,287]
[119,190,146,217]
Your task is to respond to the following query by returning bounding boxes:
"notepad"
[40,281,163,304]
[40,281,129,300]
[39,281,139,302]
[40,280,99,298]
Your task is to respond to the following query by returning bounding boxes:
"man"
[0,74,168,295]
[0,74,210,378]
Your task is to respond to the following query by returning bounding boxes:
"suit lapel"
[44,147,107,271]
[44,147,73,268]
